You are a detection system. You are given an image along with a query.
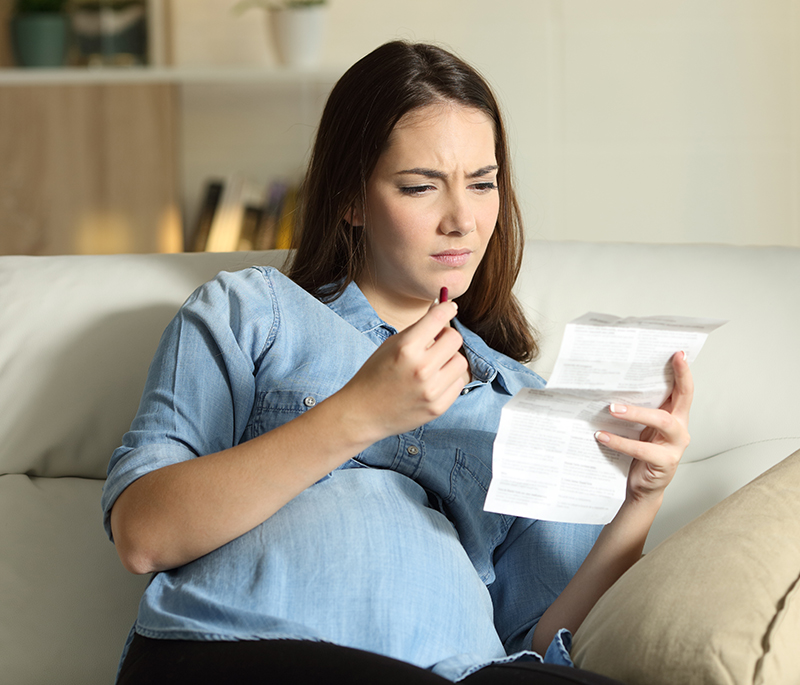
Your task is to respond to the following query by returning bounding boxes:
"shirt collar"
[325,280,397,338]
[453,319,519,395]
[326,281,520,396]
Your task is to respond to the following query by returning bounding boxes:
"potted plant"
[233,0,328,69]
[11,0,70,67]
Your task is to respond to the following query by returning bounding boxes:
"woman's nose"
[441,191,476,236]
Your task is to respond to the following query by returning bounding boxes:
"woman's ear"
[345,203,364,227]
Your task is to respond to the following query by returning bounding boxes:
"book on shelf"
[237,205,264,252]
[252,181,289,251]
[189,176,300,253]
[203,175,266,253]
[190,179,224,251]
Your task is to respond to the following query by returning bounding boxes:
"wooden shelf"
[0,65,343,86]
[0,64,340,255]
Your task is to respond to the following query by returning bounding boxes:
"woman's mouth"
[431,250,472,267]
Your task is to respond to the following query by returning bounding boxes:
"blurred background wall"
[2,0,798,251]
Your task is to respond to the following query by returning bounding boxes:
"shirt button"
[461,388,471,395]
[406,445,420,456]
[303,396,316,407]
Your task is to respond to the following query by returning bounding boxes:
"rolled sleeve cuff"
[519,621,574,667]
[543,628,574,667]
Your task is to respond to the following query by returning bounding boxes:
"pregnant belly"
[141,469,504,668]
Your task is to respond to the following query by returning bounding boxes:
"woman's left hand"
[595,351,694,505]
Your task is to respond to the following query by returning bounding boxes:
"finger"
[668,351,694,422]
[418,327,465,378]
[594,430,678,469]
[424,349,469,405]
[408,301,458,347]
[608,403,689,448]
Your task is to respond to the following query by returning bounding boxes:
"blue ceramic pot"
[11,14,69,68]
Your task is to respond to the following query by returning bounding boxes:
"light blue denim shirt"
[102,267,602,682]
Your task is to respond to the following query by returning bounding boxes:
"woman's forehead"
[381,103,496,163]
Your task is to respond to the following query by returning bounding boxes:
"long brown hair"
[288,41,538,362]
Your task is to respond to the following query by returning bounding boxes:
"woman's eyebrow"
[468,165,499,178]
[394,165,499,179]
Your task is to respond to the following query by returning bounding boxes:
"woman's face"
[355,103,499,330]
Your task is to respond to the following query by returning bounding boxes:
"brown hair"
[288,41,538,362]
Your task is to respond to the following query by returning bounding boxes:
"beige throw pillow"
[571,448,800,685]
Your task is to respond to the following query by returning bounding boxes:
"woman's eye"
[471,181,498,193]
[399,185,435,196]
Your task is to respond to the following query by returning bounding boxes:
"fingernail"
[610,403,627,414]
[681,350,687,361]
[595,431,610,443]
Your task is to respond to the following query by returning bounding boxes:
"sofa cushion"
[646,437,800,551]
[571,448,800,685]
[0,474,148,684]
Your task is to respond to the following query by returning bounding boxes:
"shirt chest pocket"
[242,343,369,444]
[243,387,334,442]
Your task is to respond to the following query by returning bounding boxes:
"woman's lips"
[431,250,472,267]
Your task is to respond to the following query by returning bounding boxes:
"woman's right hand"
[335,300,469,442]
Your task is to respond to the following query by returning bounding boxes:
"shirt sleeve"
[489,516,603,657]
[101,267,279,541]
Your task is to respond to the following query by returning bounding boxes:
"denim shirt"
[102,267,601,682]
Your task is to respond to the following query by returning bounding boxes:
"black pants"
[117,633,622,685]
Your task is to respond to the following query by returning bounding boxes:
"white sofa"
[1,243,798,684]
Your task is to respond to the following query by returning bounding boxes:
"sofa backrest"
[0,251,290,481]
[518,241,800,465]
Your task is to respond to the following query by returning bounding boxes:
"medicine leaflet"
[483,313,726,525]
